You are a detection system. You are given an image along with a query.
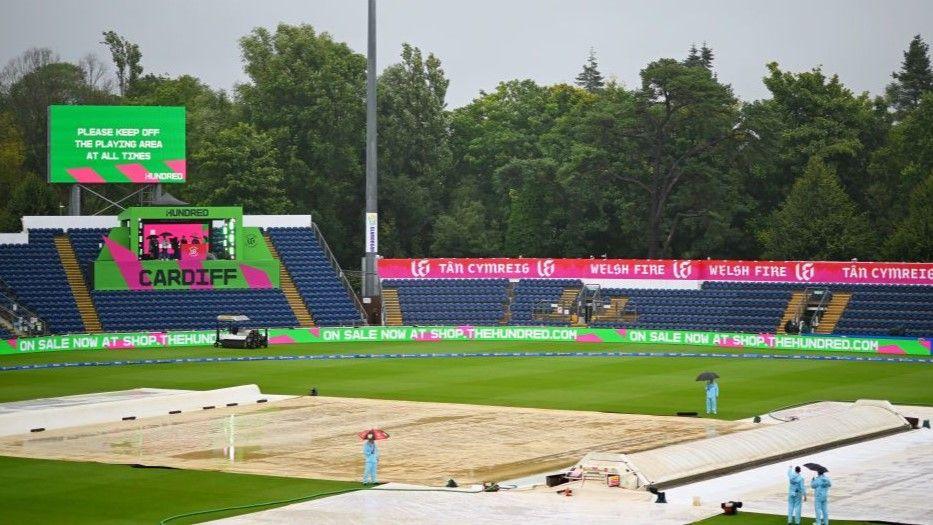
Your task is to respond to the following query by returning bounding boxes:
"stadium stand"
[68,228,109,281]
[2,221,928,337]
[267,227,364,326]
[382,279,509,325]
[92,289,299,331]
[511,279,583,326]
[0,229,84,334]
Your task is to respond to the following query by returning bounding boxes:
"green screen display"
[48,105,186,184]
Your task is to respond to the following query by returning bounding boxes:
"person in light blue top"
[362,433,379,484]
[705,379,719,415]
[811,471,832,525]
[787,466,804,524]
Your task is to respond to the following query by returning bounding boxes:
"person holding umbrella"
[787,466,805,524]
[808,465,832,525]
[696,372,720,415]
[359,428,388,484]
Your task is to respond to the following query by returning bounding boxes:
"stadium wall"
[3,326,929,355]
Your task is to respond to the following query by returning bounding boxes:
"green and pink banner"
[3,326,929,356]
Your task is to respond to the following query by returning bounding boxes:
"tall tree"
[886,35,933,118]
[575,49,605,93]
[377,44,450,256]
[684,44,702,67]
[6,62,113,175]
[884,174,933,261]
[700,42,714,69]
[237,24,366,265]
[100,31,143,96]
[760,158,876,260]
[595,59,743,257]
[188,123,290,213]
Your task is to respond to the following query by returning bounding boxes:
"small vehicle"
[214,314,268,349]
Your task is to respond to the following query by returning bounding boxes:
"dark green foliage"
[886,35,933,118]
[760,158,876,260]
[0,26,929,262]
[575,48,605,92]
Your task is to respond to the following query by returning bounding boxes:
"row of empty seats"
[383,279,508,325]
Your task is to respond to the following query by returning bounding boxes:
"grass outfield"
[1,340,931,419]
[0,456,359,524]
[1,340,929,523]
[697,512,870,524]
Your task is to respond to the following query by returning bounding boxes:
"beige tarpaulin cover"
[618,400,908,488]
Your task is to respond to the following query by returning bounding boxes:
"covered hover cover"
[599,400,909,489]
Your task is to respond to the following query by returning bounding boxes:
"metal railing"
[0,280,48,336]
[308,220,367,324]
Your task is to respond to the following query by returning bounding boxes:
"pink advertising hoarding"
[378,258,933,286]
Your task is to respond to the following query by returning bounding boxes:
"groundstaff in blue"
[787,466,804,524]
[811,471,832,525]
[705,379,719,414]
[362,433,379,484]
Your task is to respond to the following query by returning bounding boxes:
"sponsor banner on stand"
[378,258,933,285]
[4,326,929,356]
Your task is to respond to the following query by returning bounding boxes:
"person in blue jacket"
[787,466,804,524]
[362,433,379,484]
[811,471,832,525]
[705,379,719,415]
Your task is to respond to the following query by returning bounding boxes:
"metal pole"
[362,0,379,300]
[68,185,81,216]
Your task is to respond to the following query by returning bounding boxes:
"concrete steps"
[263,234,314,327]
[815,292,851,334]
[777,291,806,334]
[53,235,101,333]
[382,288,403,326]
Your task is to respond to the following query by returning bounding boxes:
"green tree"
[885,35,933,118]
[603,58,743,257]
[5,173,59,230]
[101,31,143,96]
[187,123,290,214]
[237,24,366,265]
[377,44,450,256]
[6,61,114,175]
[885,174,933,260]
[430,199,496,256]
[575,49,605,93]
[500,159,567,256]
[760,158,876,260]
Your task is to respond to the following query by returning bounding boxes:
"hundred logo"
[165,208,210,217]
[138,268,238,287]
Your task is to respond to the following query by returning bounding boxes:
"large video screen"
[140,222,210,260]
[48,105,186,184]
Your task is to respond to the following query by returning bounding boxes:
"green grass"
[696,511,870,524]
[1,341,931,419]
[0,455,360,524]
[1,339,929,523]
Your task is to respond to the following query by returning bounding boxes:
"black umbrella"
[804,463,828,474]
[696,372,719,381]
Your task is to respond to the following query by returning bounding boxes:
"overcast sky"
[2,0,931,107]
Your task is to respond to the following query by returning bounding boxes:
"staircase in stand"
[263,234,315,327]
[382,288,403,326]
[53,235,102,333]
[500,281,516,325]
[814,292,851,334]
[777,291,807,334]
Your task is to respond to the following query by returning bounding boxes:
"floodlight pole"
[68,185,81,216]
[362,0,380,317]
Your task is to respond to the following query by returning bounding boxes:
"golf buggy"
[214,314,269,349]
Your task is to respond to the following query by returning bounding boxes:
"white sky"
[2,0,931,107]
